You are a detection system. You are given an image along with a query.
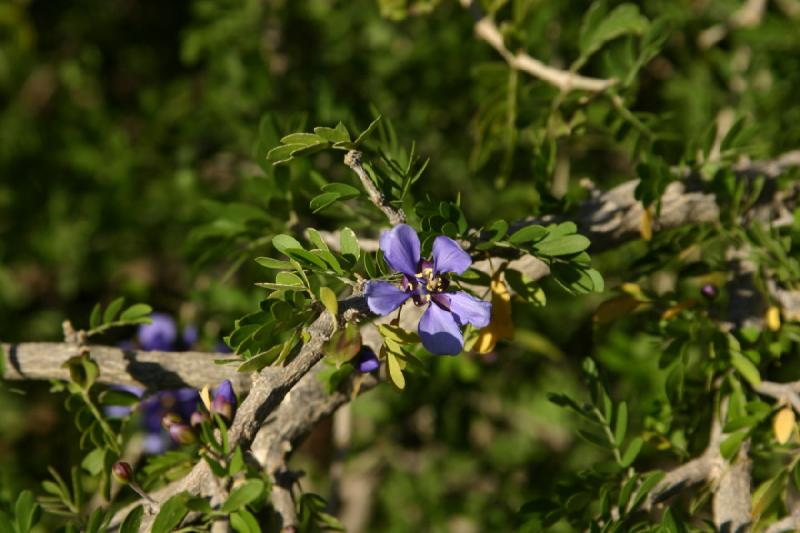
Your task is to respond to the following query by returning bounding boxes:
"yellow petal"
[640,208,653,241]
[199,385,212,412]
[660,300,696,321]
[766,306,781,332]
[593,295,643,325]
[475,271,514,354]
[773,406,795,444]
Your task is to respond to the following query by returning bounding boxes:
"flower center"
[403,262,450,307]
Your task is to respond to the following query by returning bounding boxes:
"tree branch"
[0,342,249,393]
[344,150,406,225]
[461,0,616,93]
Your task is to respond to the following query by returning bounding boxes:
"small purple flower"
[701,283,719,301]
[138,312,177,351]
[365,224,491,356]
[138,387,200,454]
[354,347,380,373]
[211,380,237,421]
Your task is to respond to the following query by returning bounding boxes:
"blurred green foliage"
[2,0,800,531]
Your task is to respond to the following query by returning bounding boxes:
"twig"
[646,398,726,509]
[755,380,800,414]
[462,0,615,93]
[344,150,406,225]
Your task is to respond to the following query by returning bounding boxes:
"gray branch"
[344,150,406,226]
[0,342,250,393]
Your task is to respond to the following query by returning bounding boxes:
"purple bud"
[168,422,196,445]
[138,312,177,351]
[112,461,134,484]
[211,380,236,421]
[354,347,380,373]
[190,411,209,427]
[701,283,719,301]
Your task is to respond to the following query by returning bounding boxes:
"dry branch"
[461,0,615,93]
[0,342,249,393]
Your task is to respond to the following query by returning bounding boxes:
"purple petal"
[212,380,237,420]
[355,347,380,373]
[142,432,169,455]
[380,224,421,276]
[138,312,177,351]
[448,291,492,328]
[432,236,471,275]
[418,303,463,355]
[365,281,411,316]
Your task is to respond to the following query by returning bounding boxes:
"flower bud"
[168,422,196,445]
[190,411,209,427]
[112,461,134,484]
[161,412,182,430]
[354,346,380,373]
[211,379,237,422]
[700,283,718,301]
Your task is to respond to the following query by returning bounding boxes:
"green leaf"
[99,388,141,406]
[533,234,591,256]
[231,509,262,533]
[62,353,100,390]
[103,297,126,324]
[272,234,304,255]
[310,192,342,213]
[151,492,190,533]
[319,287,338,322]
[119,505,144,533]
[508,225,547,245]
[325,324,362,366]
[80,448,106,476]
[255,257,295,270]
[314,122,350,143]
[720,430,748,461]
[237,345,283,372]
[89,303,102,329]
[620,436,642,467]
[731,351,761,387]
[353,115,382,146]
[275,271,305,287]
[340,227,360,260]
[306,228,330,251]
[14,491,40,533]
[280,132,324,146]
[120,303,152,322]
[322,182,361,198]
[221,480,265,513]
[614,402,628,446]
[386,350,406,390]
[579,3,649,60]
[267,143,306,165]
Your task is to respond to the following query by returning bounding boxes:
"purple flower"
[138,312,177,351]
[137,387,200,454]
[354,347,380,373]
[701,283,719,301]
[365,224,491,356]
[211,380,236,421]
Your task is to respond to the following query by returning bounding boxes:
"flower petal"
[432,235,471,275]
[448,291,492,328]
[380,224,421,276]
[418,303,463,355]
[355,347,380,373]
[365,281,411,316]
